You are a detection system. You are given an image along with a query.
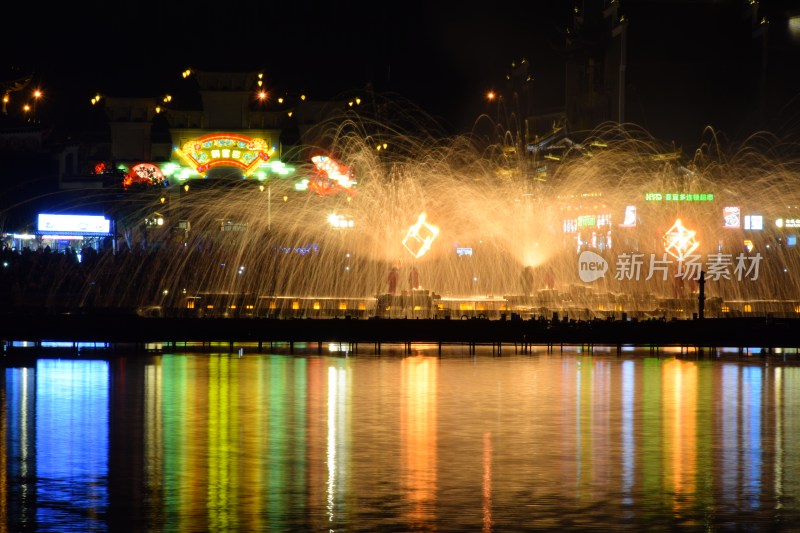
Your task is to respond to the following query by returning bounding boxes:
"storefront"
[34,213,113,255]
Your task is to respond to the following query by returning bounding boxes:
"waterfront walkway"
[2,312,798,355]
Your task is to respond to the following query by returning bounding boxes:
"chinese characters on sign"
[644,192,714,202]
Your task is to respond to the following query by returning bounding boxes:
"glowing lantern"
[403,213,439,258]
[310,155,357,196]
[123,163,166,190]
[663,219,699,261]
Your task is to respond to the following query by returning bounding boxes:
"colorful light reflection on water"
[3,350,800,531]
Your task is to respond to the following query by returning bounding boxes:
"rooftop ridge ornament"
[174,133,271,177]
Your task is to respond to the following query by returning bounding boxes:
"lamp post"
[258,183,273,231]
[32,89,42,123]
[486,90,499,123]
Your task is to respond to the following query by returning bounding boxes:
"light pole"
[486,90,499,123]
[259,183,273,231]
[32,89,42,123]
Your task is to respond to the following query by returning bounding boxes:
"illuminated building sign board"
[645,193,714,202]
[456,247,473,256]
[744,215,763,230]
[619,205,637,227]
[777,218,800,228]
[723,206,740,228]
[175,134,271,176]
[38,214,111,235]
[564,214,611,232]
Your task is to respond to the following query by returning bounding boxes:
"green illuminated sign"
[645,193,714,202]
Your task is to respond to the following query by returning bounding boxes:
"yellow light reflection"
[662,359,697,509]
[401,356,437,527]
[327,365,348,523]
[482,432,492,532]
[207,357,239,531]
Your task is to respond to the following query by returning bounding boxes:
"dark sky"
[3,0,800,148]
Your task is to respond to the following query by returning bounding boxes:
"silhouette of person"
[388,266,399,294]
[544,267,555,290]
[521,266,534,296]
[408,266,420,290]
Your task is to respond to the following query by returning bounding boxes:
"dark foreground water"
[3,344,800,532]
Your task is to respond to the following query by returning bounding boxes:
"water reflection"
[3,350,800,531]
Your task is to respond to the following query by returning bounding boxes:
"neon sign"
[645,193,714,202]
[663,219,699,261]
[619,205,637,227]
[175,134,271,176]
[744,215,763,230]
[403,213,439,258]
[777,218,800,228]
[723,206,740,228]
[310,155,357,196]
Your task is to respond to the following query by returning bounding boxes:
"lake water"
[3,344,800,532]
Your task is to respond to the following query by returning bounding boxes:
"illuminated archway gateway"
[174,133,272,177]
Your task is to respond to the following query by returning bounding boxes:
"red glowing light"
[310,155,357,196]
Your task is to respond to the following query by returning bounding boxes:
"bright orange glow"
[482,432,492,532]
[663,219,699,261]
[401,357,437,527]
[403,213,440,259]
[123,162,165,190]
[310,155,357,194]
[662,359,697,510]
[486,91,496,101]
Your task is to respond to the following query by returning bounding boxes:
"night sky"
[3,0,799,149]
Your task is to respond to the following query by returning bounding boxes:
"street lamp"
[486,90,502,123]
[32,89,42,123]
